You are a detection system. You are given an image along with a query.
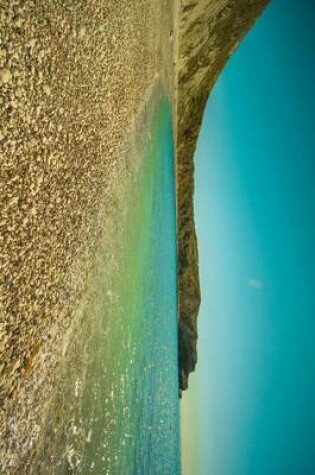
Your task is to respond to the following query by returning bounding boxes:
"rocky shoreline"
[175,0,269,394]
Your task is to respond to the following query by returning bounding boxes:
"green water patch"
[31,85,179,474]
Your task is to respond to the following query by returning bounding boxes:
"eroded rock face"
[176,0,269,394]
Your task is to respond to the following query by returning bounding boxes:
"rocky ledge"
[176,0,269,394]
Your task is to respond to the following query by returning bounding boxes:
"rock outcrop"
[176,0,269,394]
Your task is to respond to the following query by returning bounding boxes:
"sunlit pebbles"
[29,85,180,474]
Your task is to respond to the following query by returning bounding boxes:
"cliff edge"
[176,0,269,394]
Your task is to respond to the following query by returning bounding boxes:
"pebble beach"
[0,1,175,471]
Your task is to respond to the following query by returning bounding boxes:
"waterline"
[31,85,180,474]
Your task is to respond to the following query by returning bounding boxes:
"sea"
[32,85,180,474]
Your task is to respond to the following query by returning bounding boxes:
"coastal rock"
[176,0,269,394]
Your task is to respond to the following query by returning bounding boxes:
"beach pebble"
[38,50,45,62]
[28,38,36,49]
[43,85,51,96]
[79,27,86,39]
[0,68,12,84]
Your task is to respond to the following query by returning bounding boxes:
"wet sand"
[0,0,175,471]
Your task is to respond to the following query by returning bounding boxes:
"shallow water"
[32,88,180,474]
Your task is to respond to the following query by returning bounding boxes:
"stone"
[0,68,12,84]
[79,27,86,39]
[43,84,51,96]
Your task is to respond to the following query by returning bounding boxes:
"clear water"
[33,87,180,474]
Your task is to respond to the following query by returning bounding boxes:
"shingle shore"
[0,0,174,471]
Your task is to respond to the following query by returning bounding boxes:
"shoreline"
[0,1,175,470]
[29,83,176,473]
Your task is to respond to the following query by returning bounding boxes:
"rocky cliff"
[176,0,269,394]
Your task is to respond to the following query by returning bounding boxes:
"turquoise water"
[33,89,180,474]
[124,95,180,473]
